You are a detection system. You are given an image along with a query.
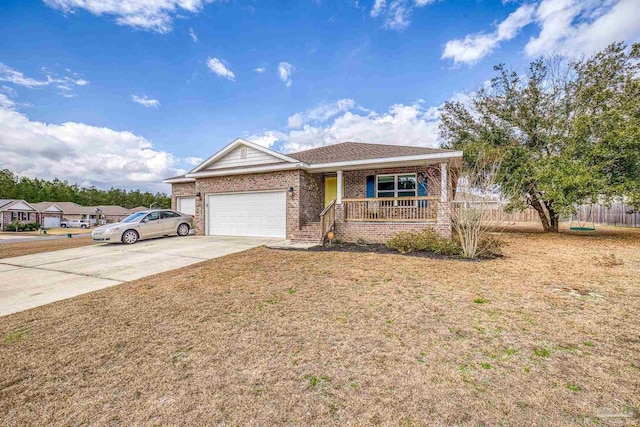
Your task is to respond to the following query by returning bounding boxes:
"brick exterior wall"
[187,170,302,238]
[333,165,452,243]
[343,165,442,198]
[1,211,38,231]
[171,164,453,242]
[299,172,324,224]
[170,182,197,210]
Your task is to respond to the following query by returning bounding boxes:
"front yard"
[1,226,639,425]
[0,236,93,259]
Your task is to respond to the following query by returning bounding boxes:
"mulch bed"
[299,242,494,260]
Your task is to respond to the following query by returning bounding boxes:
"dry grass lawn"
[0,236,93,259]
[1,226,639,425]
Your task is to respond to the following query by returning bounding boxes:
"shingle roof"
[0,199,36,211]
[287,142,455,164]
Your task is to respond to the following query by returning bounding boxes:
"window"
[161,211,180,219]
[376,174,417,198]
[11,212,30,221]
[145,212,161,221]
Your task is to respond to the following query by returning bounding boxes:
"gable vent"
[240,147,247,159]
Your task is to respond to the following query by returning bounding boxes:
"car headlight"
[105,228,118,234]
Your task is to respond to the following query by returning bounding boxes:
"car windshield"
[121,212,147,223]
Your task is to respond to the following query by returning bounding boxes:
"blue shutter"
[366,175,375,198]
[418,178,427,207]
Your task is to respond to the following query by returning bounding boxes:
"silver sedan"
[92,209,194,244]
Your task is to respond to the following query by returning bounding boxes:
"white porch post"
[336,170,343,204]
[440,162,448,202]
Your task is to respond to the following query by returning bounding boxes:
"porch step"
[291,221,324,244]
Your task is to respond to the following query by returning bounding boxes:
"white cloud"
[248,99,443,152]
[183,156,204,166]
[254,67,266,73]
[287,99,357,128]
[370,0,435,31]
[525,0,640,57]
[246,130,285,148]
[442,4,536,65]
[442,0,640,65]
[277,62,295,87]
[0,95,181,190]
[131,94,160,108]
[44,0,215,34]
[0,62,89,97]
[207,57,235,81]
[189,27,198,42]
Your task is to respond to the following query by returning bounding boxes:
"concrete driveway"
[0,236,282,317]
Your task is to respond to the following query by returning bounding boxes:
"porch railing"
[319,199,336,240]
[343,196,439,222]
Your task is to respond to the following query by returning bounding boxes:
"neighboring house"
[31,202,65,228]
[163,138,462,243]
[0,199,39,231]
[92,205,133,224]
[36,202,132,225]
[130,206,149,213]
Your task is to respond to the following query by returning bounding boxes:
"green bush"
[12,222,40,232]
[386,228,461,256]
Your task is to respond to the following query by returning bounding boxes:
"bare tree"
[451,153,503,258]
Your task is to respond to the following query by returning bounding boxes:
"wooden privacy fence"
[453,202,640,227]
[572,203,640,228]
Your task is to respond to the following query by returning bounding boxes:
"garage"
[177,197,196,216]
[206,191,286,238]
[43,216,61,228]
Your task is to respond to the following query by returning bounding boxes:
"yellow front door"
[324,177,337,207]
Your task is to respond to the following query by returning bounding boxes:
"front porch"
[295,162,455,244]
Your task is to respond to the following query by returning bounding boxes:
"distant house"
[31,202,65,228]
[0,199,39,231]
[130,206,149,213]
[36,202,133,225]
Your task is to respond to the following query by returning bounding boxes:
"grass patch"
[1,225,639,425]
[474,297,489,304]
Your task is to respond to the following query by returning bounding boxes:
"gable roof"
[0,199,38,212]
[166,139,463,182]
[288,142,456,164]
[31,202,64,213]
[190,138,301,174]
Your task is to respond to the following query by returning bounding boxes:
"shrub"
[386,228,461,256]
[476,236,506,258]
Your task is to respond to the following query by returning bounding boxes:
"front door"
[324,176,337,207]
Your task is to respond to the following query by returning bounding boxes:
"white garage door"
[177,197,196,216]
[44,216,61,228]
[207,191,286,238]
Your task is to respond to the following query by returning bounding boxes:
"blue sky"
[1,0,638,191]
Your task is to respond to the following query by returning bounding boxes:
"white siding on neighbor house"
[8,201,36,212]
[205,145,286,170]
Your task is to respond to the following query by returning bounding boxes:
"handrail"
[319,199,336,241]
[343,196,438,222]
[342,196,439,202]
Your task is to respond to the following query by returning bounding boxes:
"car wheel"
[177,223,190,236]
[122,230,139,244]
[81,224,87,229]
[61,224,67,228]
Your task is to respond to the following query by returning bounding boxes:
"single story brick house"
[31,202,65,228]
[0,199,39,231]
[36,202,133,225]
[164,138,462,243]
